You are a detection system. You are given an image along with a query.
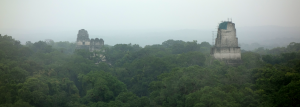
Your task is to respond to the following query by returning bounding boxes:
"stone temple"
[210,21,242,65]
[76,29,106,62]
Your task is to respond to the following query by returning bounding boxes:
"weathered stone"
[211,21,242,65]
[76,29,106,62]
[76,29,90,50]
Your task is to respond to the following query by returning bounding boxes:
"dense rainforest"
[0,34,300,107]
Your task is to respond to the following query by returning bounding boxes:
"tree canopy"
[0,35,299,107]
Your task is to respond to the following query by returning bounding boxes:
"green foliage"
[253,42,300,55]
[251,64,300,107]
[241,52,264,68]
[18,77,49,106]
[79,71,127,103]
[262,52,300,65]
[30,41,53,53]
[105,44,142,65]
[177,52,206,67]
[1,34,300,106]
[75,49,92,59]
[51,41,76,54]
[162,39,211,54]
[186,86,239,107]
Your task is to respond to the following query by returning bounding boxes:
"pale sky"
[0,0,300,46]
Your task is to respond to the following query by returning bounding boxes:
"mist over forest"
[2,26,300,50]
[1,0,300,107]
[1,33,300,107]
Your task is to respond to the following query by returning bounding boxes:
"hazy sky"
[1,0,300,46]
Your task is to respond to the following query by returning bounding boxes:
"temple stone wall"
[211,47,241,59]
[215,22,238,47]
[76,29,106,62]
[77,40,90,45]
[211,21,242,65]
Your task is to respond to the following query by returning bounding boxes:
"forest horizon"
[0,33,300,107]
[1,0,300,106]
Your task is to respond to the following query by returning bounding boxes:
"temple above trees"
[211,21,242,65]
[76,29,106,62]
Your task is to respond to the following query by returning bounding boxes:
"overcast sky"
[1,0,300,46]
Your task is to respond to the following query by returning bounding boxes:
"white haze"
[0,0,300,49]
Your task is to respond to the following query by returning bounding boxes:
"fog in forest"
[1,1,300,107]
[1,0,300,50]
